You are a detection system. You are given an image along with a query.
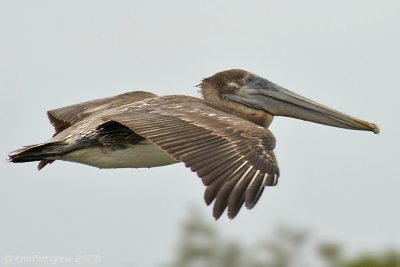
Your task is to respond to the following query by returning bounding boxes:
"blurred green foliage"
[164,209,399,267]
[345,252,400,267]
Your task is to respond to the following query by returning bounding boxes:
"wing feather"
[100,96,279,219]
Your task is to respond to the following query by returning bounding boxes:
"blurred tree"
[318,242,343,267]
[344,251,400,267]
[252,225,309,267]
[166,208,220,267]
[218,242,243,267]
[164,209,399,267]
[165,210,310,267]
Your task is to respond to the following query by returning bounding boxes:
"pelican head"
[200,69,379,133]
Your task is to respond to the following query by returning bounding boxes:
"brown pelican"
[8,69,379,219]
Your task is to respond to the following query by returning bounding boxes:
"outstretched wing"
[102,97,280,219]
[47,91,157,134]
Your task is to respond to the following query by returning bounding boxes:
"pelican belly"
[61,141,179,168]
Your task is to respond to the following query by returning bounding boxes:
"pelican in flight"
[8,69,379,219]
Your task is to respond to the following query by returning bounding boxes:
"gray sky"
[1,0,399,266]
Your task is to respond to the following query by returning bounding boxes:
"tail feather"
[8,142,65,170]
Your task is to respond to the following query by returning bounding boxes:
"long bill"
[226,78,380,134]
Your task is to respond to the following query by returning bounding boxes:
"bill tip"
[372,124,380,134]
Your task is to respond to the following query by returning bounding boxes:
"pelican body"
[8,69,379,219]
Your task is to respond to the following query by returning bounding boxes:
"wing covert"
[47,91,157,134]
